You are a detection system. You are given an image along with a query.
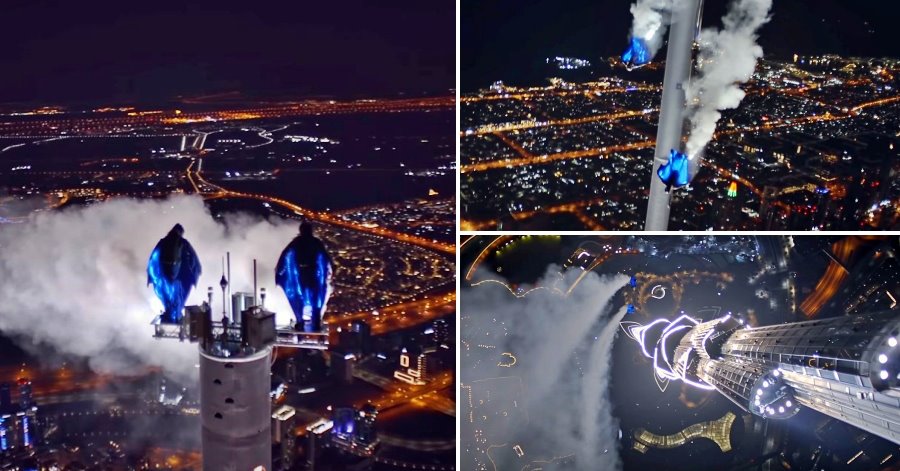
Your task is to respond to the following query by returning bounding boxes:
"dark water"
[209,111,455,210]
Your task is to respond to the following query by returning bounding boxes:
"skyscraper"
[16,379,32,410]
[272,405,297,469]
[356,404,378,447]
[0,414,8,452]
[623,310,900,444]
[305,418,333,471]
[330,350,356,385]
[339,320,371,356]
[330,404,379,457]
[194,304,274,470]
[433,319,451,349]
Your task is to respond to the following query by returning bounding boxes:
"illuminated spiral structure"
[622,311,900,444]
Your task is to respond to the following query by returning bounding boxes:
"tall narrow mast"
[644,0,703,230]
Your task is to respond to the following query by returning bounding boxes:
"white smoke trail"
[581,305,628,466]
[462,267,628,469]
[516,270,628,404]
[684,0,773,159]
[627,0,674,58]
[0,195,302,382]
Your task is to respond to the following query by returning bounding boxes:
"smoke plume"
[0,195,302,381]
[627,0,673,59]
[462,267,628,469]
[684,0,773,160]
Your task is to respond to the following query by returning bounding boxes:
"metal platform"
[151,314,328,350]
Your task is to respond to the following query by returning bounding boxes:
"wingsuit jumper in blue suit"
[148,223,201,324]
[657,149,690,192]
[275,222,333,332]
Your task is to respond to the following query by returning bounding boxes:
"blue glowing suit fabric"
[275,235,333,332]
[657,149,690,191]
[147,231,201,324]
[622,37,651,68]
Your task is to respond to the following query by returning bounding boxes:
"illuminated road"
[354,369,455,416]
[459,95,899,174]
[492,131,532,159]
[799,236,862,318]
[460,140,655,173]
[328,291,456,335]
[460,197,613,231]
[465,236,512,280]
[463,108,657,136]
[0,364,157,400]
[460,84,659,103]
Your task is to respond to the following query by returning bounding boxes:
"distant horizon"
[462,0,900,92]
[460,52,897,93]
[0,88,457,110]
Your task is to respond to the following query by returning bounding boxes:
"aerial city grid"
[460,0,899,231]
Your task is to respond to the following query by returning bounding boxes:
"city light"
[461,53,900,230]
[727,181,738,198]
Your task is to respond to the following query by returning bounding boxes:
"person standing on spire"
[275,221,333,332]
[147,223,202,323]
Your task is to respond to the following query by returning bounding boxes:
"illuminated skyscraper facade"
[624,310,900,444]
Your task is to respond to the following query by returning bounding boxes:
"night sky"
[0,0,455,104]
[462,0,900,91]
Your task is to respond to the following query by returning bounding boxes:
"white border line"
[454,0,462,466]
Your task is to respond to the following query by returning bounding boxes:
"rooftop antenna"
[220,257,226,320]
[150,235,329,471]
[219,273,228,318]
[253,258,258,306]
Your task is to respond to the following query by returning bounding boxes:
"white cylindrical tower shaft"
[199,347,272,471]
[644,0,703,230]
